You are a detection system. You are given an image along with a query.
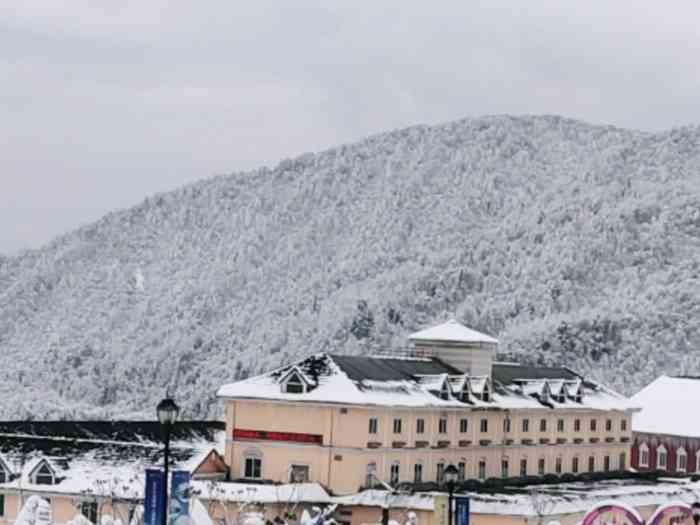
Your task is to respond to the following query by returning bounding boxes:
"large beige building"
[217,320,637,495]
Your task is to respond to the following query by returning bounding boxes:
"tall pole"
[448,483,454,525]
[162,424,171,525]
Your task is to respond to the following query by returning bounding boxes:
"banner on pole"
[433,495,448,525]
[144,469,165,525]
[170,470,192,525]
[455,497,470,525]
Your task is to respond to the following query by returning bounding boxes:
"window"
[365,462,377,487]
[657,445,668,470]
[590,419,597,432]
[390,462,400,485]
[588,456,595,473]
[290,464,310,482]
[555,457,562,474]
[677,448,687,472]
[33,462,55,485]
[572,456,579,474]
[603,456,610,472]
[605,419,612,432]
[537,458,545,476]
[0,467,5,484]
[696,450,700,473]
[439,383,450,400]
[574,419,581,432]
[482,382,491,402]
[414,462,423,483]
[458,461,466,481]
[522,419,530,433]
[393,418,402,434]
[244,455,262,479]
[619,452,626,471]
[0,494,4,518]
[369,418,378,434]
[416,418,425,434]
[503,418,511,433]
[480,419,488,433]
[639,443,650,468]
[478,460,486,480]
[439,417,448,434]
[520,459,527,477]
[459,418,468,433]
[436,462,445,481]
[539,418,547,432]
[80,502,98,523]
[501,459,509,478]
[284,374,305,393]
[557,419,564,432]
[621,419,627,432]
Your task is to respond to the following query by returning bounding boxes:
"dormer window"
[439,382,450,400]
[280,368,308,394]
[481,382,491,402]
[32,461,56,485]
[0,462,8,484]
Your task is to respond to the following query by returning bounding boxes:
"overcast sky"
[2,1,700,254]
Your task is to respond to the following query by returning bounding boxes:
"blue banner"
[169,470,191,525]
[455,496,470,525]
[144,469,165,525]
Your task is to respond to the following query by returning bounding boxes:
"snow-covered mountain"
[1,115,699,419]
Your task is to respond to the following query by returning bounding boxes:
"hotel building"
[217,320,637,495]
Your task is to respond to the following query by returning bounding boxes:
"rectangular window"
[641,449,649,467]
[503,418,511,433]
[0,495,5,518]
[416,418,425,434]
[538,458,545,476]
[588,456,595,472]
[436,462,445,481]
[393,418,402,434]
[522,419,530,433]
[439,417,448,434]
[501,459,509,478]
[555,457,562,474]
[459,418,468,433]
[480,419,488,433]
[679,453,688,471]
[604,456,610,472]
[245,457,262,479]
[414,463,423,483]
[619,453,626,471]
[369,418,378,434]
[478,461,486,480]
[605,419,612,432]
[458,462,466,481]
[290,465,309,482]
[574,419,581,432]
[590,419,597,432]
[572,457,579,474]
[520,459,527,477]
[539,419,547,432]
[621,419,627,432]
[557,419,564,432]
[390,463,400,484]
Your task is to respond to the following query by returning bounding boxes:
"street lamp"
[157,397,180,525]
[443,464,459,525]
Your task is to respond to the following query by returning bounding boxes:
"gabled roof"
[330,354,459,382]
[408,319,498,345]
[631,375,700,438]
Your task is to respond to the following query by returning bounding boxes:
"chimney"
[408,319,498,376]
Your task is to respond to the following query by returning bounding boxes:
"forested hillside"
[1,115,699,419]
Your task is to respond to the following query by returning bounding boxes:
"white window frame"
[657,445,667,470]
[289,463,310,483]
[368,417,378,434]
[677,447,687,472]
[242,449,263,479]
[365,462,377,487]
[31,460,56,486]
[438,417,448,434]
[280,369,308,394]
[639,443,650,468]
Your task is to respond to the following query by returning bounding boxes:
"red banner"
[233,428,323,445]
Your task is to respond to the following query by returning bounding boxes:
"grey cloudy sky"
[2,1,700,254]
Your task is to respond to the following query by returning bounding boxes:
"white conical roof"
[409,319,498,344]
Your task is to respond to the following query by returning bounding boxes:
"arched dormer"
[677,447,688,472]
[30,459,57,485]
[639,442,650,468]
[278,367,310,394]
[656,444,668,470]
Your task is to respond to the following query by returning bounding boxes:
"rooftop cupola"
[408,319,498,376]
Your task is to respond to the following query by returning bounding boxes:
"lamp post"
[157,397,180,525]
[443,464,459,525]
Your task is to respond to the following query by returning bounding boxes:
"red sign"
[233,428,323,445]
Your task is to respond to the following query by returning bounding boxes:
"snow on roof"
[217,353,635,412]
[408,320,498,345]
[332,479,700,517]
[631,375,700,437]
[193,481,331,504]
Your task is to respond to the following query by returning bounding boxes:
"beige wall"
[224,399,633,494]
[0,492,136,525]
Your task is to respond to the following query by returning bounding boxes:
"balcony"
[434,441,450,449]
[504,439,515,446]
[367,441,382,449]
[556,438,567,444]
[539,438,550,444]
[458,440,472,448]
[521,438,534,445]
[415,440,429,448]
[479,439,492,446]
[392,441,406,449]
[605,437,615,443]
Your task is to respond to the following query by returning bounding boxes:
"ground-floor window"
[520,459,527,477]
[365,462,377,487]
[501,459,509,478]
[414,462,423,483]
[0,494,4,517]
[572,456,579,473]
[555,457,562,474]
[436,462,445,482]
[80,502,98,523]
[390,462,400,485]
[604,456,610,472]
[538,458,545,476]
[478,460,486,480]
[457,461,466,481]
[244,456,262,479]
[588,456,595,473]
[619,452,626,471]
[289,464,309,483]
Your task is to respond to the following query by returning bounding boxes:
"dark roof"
[330,354,460,382]
[492,363,580,384]
[0,420,224,443]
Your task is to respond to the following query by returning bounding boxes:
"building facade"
[218,320,637,495]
